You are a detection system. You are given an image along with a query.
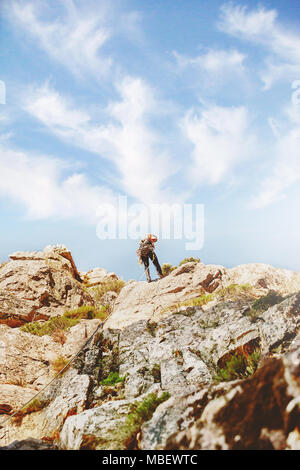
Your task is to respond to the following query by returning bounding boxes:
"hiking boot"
[145,268,151,283]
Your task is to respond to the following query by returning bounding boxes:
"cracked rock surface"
[1,247,300,450]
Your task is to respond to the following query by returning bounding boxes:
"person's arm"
[149,234,158,246]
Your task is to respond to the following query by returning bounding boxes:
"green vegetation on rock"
[245,290,284,321]
[64,305,109,320]
[161,263,177,276]
[214,349,261,382]
[90,279,125,303]
[20,305,108,337]
[120,392,171,447]
[51,355,70,374]
[179,257,200,266]
[216,283,253,301]
[159,283,258,317]
[99,371,126,386]
[13,397,50,425]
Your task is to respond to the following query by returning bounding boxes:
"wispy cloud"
[181,103,255,185]
[6,0,113,79]
[218,3,300,89]
[23,78,180,205]
[250,103,300,208]
[0,140,116,221]
[173,48,246,74]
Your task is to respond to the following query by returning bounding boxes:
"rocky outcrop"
[2,285,299,449]
[80,267,118,287]
[105,261,300,330]
[0,437,57,450]
[0,245,93,327]
[164,337,300,450]
[1,248,300,450]
[0,319,102,413]
[81,267,121,310]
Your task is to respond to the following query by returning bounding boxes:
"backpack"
[136,238,154,257]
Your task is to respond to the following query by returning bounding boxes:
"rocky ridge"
[0,246,299,450]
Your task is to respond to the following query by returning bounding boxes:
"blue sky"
[1,0,300,281]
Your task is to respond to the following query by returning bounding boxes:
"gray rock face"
[1,251,300,450]
[164,338,300,450]
[0,437,56,450]
[4,287,299,450]
[59,398,134,450]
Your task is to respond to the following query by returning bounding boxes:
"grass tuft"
[99,371,126,386]
[179,257,200,266]
[214,349,261,382]
[161,263,177,276]
[120,391,171,448]
[90,279,125,304]
[245,290,284,321]
[20,305,109,337]
[216,283,253,301]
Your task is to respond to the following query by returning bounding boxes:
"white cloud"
[7,0,112,79]
[0,143,115,222]
[23,78,179,205]
[181,104,255,185]
[218,3,277,38]
[173,48,246,73]
[218,3,300,89]
[25,81,91,130]
[103,77,179,204]
[251,103,300,208]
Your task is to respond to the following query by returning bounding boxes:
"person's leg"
[141,254,151,282]
[151,252,163,277]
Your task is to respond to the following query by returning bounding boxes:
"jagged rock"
[105,262,300,330]
[0,385,35,415]
[80,267,118,287]
[228,263,300,295]
[59,398,134,450]
[104,292,300,402]
[80,267,121,310]
[164,338,300,450]
[0,245,93,327]
[1,247,300,450]
[4,286,295,450]
[0,437,57,450]
[0,319,102,411]
[139,394,192,450]
[59,382,164,451]
[99,291,118,307]
[0,368,92,445]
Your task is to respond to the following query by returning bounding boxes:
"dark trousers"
[141,251,163,280]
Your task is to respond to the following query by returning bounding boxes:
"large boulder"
[59,397,135,450]
[80,267,118,287]
[0,319,102,412]
[0,368,92,445]
[0,245,93,327]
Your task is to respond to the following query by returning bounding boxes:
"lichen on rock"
[1,247,300,450]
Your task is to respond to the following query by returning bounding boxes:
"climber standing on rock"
[137,234,164,283]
